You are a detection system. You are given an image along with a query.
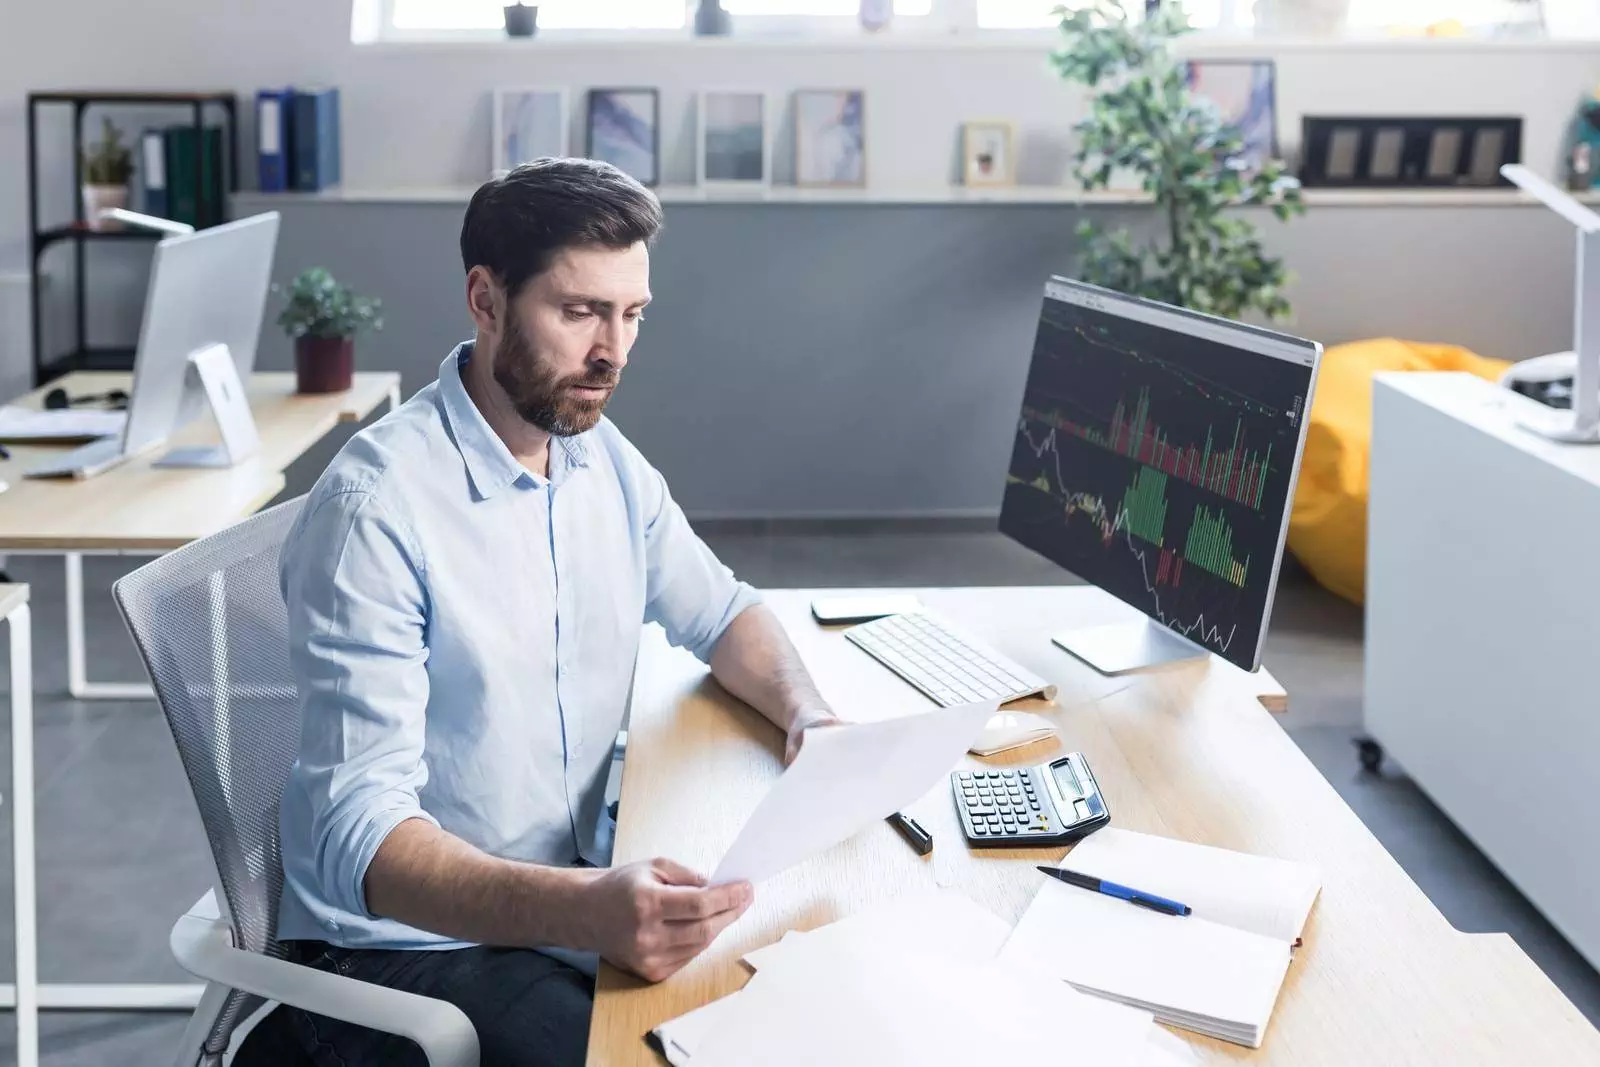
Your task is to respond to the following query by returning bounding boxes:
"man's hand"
[585,858,753,982]
[784,706,845,766]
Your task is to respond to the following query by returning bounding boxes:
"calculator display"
[1050,759,1082,800]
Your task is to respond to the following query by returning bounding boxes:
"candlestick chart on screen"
[999,295,1314,669]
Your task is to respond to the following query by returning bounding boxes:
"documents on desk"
[710,700,995,885]
[653,888,1193,1067]
[1000,829,1322,1048]
[0,405,126,442]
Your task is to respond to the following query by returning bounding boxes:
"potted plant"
[276,267,383,394]
[81,117,135,232]
[1053,1,1304,322]
[503,3,538,37]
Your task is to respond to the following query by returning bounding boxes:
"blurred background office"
[4,0,1600,1062]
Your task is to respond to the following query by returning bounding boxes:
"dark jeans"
[241,940,594,1067]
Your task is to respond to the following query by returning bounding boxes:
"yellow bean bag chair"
[1288,339,1509,604]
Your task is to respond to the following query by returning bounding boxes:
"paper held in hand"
[709,699,997,885]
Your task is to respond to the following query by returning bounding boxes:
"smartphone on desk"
[810,594,925,625]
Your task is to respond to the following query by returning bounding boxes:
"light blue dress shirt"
[276,342,760,952]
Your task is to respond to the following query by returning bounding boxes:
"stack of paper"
[999,829,1322,1047]
[0,406,125,442]
[652,888,1196,1067]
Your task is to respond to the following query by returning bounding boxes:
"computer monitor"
[128,211,280,462]
[999,277,1321,675]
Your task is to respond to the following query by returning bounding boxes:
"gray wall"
[244,194,1576,518]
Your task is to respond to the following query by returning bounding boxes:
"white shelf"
[235,185,1600,208]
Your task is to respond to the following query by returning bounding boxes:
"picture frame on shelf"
[698,90,770,188]
[794,89,866,188]
[492,87,569,177]
[961,120,1016,187]
[1183,59,1277,174]
[586,87,660,187]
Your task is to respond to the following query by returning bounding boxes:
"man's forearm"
[708,603,832,733]
[364,818,598,949]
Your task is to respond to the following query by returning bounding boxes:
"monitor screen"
[999,278,1320,672]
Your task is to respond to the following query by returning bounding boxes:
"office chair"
[113,496,479,1067]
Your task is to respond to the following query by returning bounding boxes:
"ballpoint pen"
[1036,865,1191,916]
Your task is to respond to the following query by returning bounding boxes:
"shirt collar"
[436,341,591,500]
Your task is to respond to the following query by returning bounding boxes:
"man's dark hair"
[460,157,663,297]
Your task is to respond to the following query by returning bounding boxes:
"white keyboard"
[24,436,127,479]
[844,611,1056,707]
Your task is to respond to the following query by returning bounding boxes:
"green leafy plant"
[1052,1,1304,321]
[81,117,134,186]
[276,267,384,341]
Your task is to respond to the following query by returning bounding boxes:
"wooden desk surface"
[591,586,1600,1066]
[0,583,28,620]
[0,371,398,551]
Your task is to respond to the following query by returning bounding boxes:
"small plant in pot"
[81,117,135,231]
[277,267,383,395]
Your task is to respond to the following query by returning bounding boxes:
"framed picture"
[794,89,866,188]
[1300,115,1522,187]
[492,88,569,177]
[698,90,770,188]
[586,88,660,186]
[961,121,1015,186]
[1184,60,1277,173]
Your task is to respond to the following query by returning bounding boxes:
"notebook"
[999,828,1322,1048]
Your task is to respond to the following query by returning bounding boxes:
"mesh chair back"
[113,496,307,1053]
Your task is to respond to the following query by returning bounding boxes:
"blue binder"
[256,88,295,192]
[139,129,168,217]
[292,87,342,191]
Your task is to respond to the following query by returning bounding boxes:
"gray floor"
[0,529,1598,1064]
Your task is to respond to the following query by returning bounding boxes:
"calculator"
[951,751,1110,848]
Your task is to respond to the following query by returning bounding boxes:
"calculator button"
[972,825,988,836]
[1000,771,1016,779]
[958,772,973,782]
[1029,800,1041,811]
[968,806,994,817]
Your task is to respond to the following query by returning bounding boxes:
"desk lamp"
[1501,163,1600,443]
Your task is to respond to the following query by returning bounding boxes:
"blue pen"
[1036,865,1192,916]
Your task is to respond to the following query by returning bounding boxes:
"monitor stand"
[154,343,260,469]
[1051,619,1207,676]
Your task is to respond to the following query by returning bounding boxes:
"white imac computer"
[26,211,280,479]
[999,277,1322,675]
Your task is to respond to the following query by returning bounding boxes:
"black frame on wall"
[1299,115,1523,190]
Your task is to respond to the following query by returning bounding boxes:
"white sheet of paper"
[742,888,1011,972]
[694,938,1151,1067]
[0,405,126,441]
[652,990,746,1065]
[1062,828,1322,944]
[710,700,996,885]
[1146,1026,1201,1066]
[999,878,1291,1044]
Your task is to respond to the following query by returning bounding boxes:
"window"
[974,0,1535,31]
[390,1,687,31]
[389,0,931,32]
[385,0,1554,36]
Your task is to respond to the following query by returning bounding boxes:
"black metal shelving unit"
[25,90,238,386]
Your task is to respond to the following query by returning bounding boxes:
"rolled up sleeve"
[280,488,439,921]
[635,463,761,663]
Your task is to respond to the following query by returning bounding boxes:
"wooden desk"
[591,586,1600,1066]
[0,370,400,551]
[0,371,398,1021]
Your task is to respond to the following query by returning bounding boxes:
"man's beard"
[491,313,619,437]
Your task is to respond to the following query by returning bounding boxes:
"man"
[264,158,840,1066]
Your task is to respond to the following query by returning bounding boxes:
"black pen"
[887,812,934,856]
[0,443,10,460]
[1036,865,1191,916]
